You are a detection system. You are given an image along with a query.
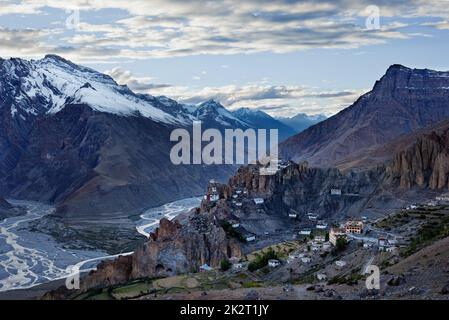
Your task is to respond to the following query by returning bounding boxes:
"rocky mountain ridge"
[276,113,327,134]
[281,65,449,168]
[232,107,298,141]
[42,119,449,298]
[0,55,298,250]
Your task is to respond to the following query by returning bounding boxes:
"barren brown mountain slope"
[281,65,449,168]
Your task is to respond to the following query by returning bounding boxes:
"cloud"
[302,91,355,98]
[0,1,42,15]
[104,67,171,92]
[143,81,365,117]
[0,0,445,61]
[0,27,53,56]
[101,66,363,116]
[422,20,449,30]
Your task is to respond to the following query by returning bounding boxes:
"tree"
[248,248,278,272]
[335,237,348,251]
[220,258,232,271]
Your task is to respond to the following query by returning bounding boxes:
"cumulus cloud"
[101,66,364,116]
[0,0,445,61]
[104,67,171,91]
[0,27,53,56]
[125,80,365,117]
[0,0,445,117]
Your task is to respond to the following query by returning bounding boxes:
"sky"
[1,0,449,117]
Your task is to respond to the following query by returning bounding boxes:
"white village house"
[268,259,281,268]
[329,227,347,246]
[299,229,312,236]
[335,260,347,268]
[301,257,311,263]
[330,188,342,196]
[287,252,305,263]
[254,198,264,205]
[245,235,256,242]
[316,223,327,230]
[232,262,245,271]
[317,273,327,281]
[436,193,449,203]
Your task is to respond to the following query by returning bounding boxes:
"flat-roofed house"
[268,259,281,268]
[245,235,256,242]
[329,227,347,246]
[345,220,364,234]
[330,188,342,196]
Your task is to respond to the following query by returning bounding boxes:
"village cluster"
[200,172,449,278]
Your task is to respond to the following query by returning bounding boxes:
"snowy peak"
[192,99,248,126]
[232,107,297,141]
[233,107,272,120]
[0,55,189,124]
[276,113,327,134]
[195,99,226,112]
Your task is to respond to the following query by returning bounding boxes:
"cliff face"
[386,128,449,190]
[46,214,241,297]
[131,216,241,279]
[223,162,386,222]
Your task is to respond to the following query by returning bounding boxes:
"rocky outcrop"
[80,255,134,292]
[386,126,449,189]
[131,216,240,278]
[44,214,241,298]
[221,161,386,224]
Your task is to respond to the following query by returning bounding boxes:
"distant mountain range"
[232,108,298,141]
[3,55,449,250]
[276,113,327,134]
[281,64,449,168]
[0,54,321,249]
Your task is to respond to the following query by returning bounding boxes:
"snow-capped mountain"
[0,55,244,249]
[191,99,250,128]
[2,54,190,124]
[276,113,327,134]
[0,55,302,250]
[232,107,297,141]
